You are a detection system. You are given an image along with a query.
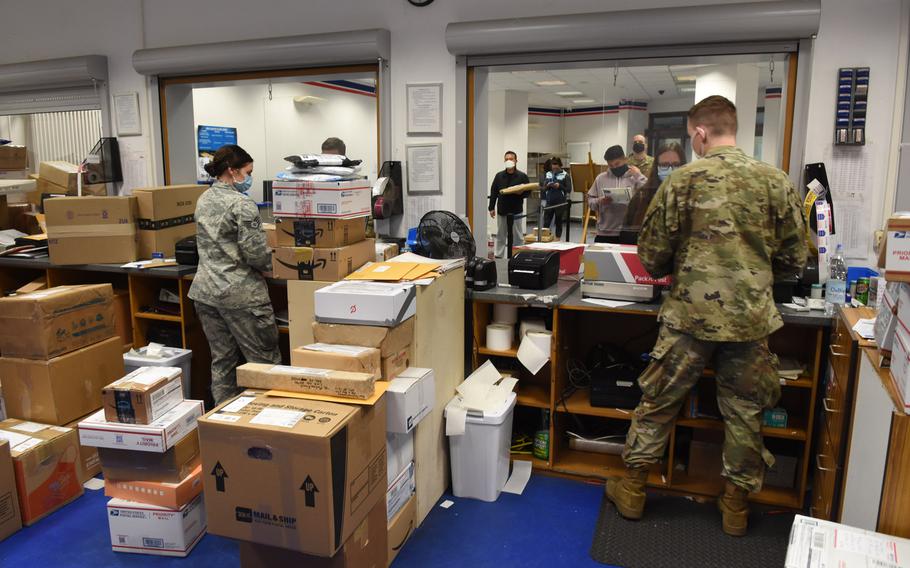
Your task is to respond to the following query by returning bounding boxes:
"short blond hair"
[688,95,737,136]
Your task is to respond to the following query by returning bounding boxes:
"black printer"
[472,258,497,291]
[508,250,559,290]
[175,236,199,266]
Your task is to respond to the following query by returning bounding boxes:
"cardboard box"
[313,318,415,358]
[45,196,139,265]
[274,216,367,248]
[0,169,28,180]
[387,495,416,566]
[382,348,409,381]
[39,161,82,191]
[583,243,672,286]
[376,242,399,262]
[518,242,585,276]
[0,283,116,359]
[0,336,125,425]
[78,400,204,453]
[264,223,277,249]
[238,498,388,568]
[99,430,200,484]
[898,283,910,330]
[386,368,435,434]
[877,284,900,353]
[237,363,375,400]
[102,367,184,425]
[107,494,206,558]
[0,419,83,525]
[0,440,22,541]
[886,216,910,282]
[272,239,375,282]
[387,462,415,523]
[272,180,372,219]
[106,464,203,510]
[199,391,387,556]
[786,515,910,568]
[386,432,414,489]
[0,147,27,171]
[133,184,206,259]
[32,175,106,199]
[0,180,35,197]
[66,414,102,484]
[315,281,416,328]
[891,325,910,412]
[291,344,382,380]
[0,384,6,421]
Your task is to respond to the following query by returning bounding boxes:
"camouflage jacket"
[188,181,272,309]
[628,153,654,179]
[639,146,807,342]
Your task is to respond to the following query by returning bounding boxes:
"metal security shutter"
[0,56,108,116]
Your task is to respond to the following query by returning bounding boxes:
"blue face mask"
[233,174,253,194]
[657,166,675,181]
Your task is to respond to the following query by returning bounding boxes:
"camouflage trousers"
[194,301,281,405]
[623,326,781,493]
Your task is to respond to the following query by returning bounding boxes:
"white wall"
[648,96,696,114]
[565,113,622,160]
[528,115,561,155]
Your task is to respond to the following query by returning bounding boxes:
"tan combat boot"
[605,467,649,520]
[718,481,750,536]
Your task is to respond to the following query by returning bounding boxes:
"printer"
[582,244,670,302]
[509,250,560,290]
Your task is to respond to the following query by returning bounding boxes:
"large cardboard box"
[107,494,206,557]
[0,419,83,525]
[387,494,416,566]
[99,430,200,483]
[32,175,106,199]
[199,391,387,556]
[274,216,367,248]
[386,368,435,434]
[66,413,102,484]
[45,196,139,265]
[291,344,382,380]
[237,363,375,400]
[0,283,116,359]
[583,243,672,285]
[238,497,388,568]
[39,161,81,191]
[382,349,409,381]
[102,367,184,425]
[0,146,27,171]
[0,336,125,426]
[0,440,22,541]
[314,281,416,327]
[386,432,414,489]
[271,180,372,219]
[78,400,203,453]
[106,464,203,509]
[313,318,415,358]
[272,239,375,281]
[133,184,206,259]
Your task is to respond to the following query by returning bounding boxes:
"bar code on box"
[118,535,128,544]
[812,532,826,549]
[317,204,337,214]
[143,537,164,548]
[871,560,900,568]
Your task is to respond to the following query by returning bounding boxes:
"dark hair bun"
[205,144,253,179]
[203,161,221,177]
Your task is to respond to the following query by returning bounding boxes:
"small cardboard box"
[238,497,388,568]
[387,494,416,566]
[291,344,382,380]
[382,348,409,381]
[0,283,116,359]
[583,243,672,285]
[78,400,203,453]
[272,239,375,282]
[66,413,102,484]
[99,430,200,484]
[386,432,414,489]
[386,462,415,523]
[105,464,203,510]
[274,216,367,248]
[0,147,27,171]
[107,494,206,558]
[45,196,139,265]
[313,318,415,358]
[237,363,375,400]
[199,391,387,556]
[315,281,416,328]
[38,161,81,192]
[885,216,910,282]
[102,367,184,425]
[0,440,22,542]
[376,242,399,262]
[272,180,372,219]
[0,419,83,525]
[133,184,206,259]
[386,368,435,434]
[0,336,125,426]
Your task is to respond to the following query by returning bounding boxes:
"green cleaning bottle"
[533,409,550,461]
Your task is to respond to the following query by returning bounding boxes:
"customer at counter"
[541,157,572,240]
[587,145,647,243]
[621,142,687,243]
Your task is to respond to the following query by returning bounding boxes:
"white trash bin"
[445,392,517,502]
[124,346,193,399]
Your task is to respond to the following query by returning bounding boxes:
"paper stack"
[445,361,518,436]
[276,153,365,183]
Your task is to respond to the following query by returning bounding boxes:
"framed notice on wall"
[113,93,142,136]
[407,83,443,135]
[406,143,442,195]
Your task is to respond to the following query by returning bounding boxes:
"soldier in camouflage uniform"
[605,96,808,536]
[189,144,281,405]
[627,134,654,179]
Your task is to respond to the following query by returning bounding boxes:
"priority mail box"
[890,324,910,412]
[886,216,910,282]
[877,283,901,353]
[45,196,139,265]
[898,282,910,330]
[386,461,415,523]
[0,440,22,541]
[0,283,116,359]
[315,281,416,328]
[386,432,414,489]
[66,413,103,484]
[99,430,200,483]
[0,146,27,171]
[386,368,435,434]
[105,464,203,510]
[237,363,375,400]
[291,344,382,380]
[313,318,415,358]
[0,336,125,425]
[102,367,184,425]
[272,239,374,281]
[274,216,367,248]
[0,419,83,525]
[272,180,372,219]
[199,391,387,556]
[583,243,672,286]
[387,494,416,566]
[78,400,204,453]
[133,184,206,259]
[107,494,206,558]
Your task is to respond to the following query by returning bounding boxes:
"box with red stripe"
[272,180,371,219]
[583,244,671,286]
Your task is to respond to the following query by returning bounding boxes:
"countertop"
[0,256,197,278]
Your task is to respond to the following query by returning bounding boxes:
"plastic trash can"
[124,346,193,399]
[445,392,517,502]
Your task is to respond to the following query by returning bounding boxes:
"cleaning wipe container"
[124,345,193,398]
[445,392,517,502]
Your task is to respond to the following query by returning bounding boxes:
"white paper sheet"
[222,396,256,414]
[852,318,876,340]
[440,500,455,509]
[10,422,47,433]
[83,478,106,491]
[582,298,636,308]
[501,460,533,495]
[517,335,549,375]
[445,406,467,436]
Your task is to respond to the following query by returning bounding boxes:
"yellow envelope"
[346,261,419,281]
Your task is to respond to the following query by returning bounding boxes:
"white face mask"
[504,160,516,169]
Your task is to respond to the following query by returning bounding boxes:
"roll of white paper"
[519,319,546,338]
[486,323,514,351]
[493,303,519,325]
[528,330,552,355]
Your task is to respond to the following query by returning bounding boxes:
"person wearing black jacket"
[540,157,572,239]
[488,150,530,258]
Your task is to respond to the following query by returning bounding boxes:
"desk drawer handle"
[830,345,850,358]
[823,397,840,413]
[816,454,838,472]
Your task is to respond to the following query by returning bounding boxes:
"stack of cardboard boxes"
[0,145,32,230]
[0,439,22,541]
[77,367,206,557]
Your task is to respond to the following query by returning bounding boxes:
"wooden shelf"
[676,416,808,441]
[552,449,666,486]
[278,325,290,335]
[670,470,801,508]
[512,453,550,470]
[478,346,519,358]
[557,391,635,420]
[702,367,813,388]
[134,311,182,323]
[516,383,550,409]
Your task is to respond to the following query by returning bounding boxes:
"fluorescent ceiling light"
[556,91,584,96]
[679,87,696,93]
[535,80,566,86]
[572,99,596,104]
[675,75,697,82]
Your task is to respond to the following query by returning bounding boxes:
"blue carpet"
[0,475,613,567]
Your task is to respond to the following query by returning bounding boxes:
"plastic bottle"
[825,244,848,316]
[533,409,550,460]
[487,231,495,260]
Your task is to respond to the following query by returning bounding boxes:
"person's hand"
[628,165,642,176]
[600,194,614,205]
[489,210,496,218]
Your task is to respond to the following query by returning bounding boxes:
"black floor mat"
[590,494,794,568]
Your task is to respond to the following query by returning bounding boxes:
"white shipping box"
[897,283,910,331]
[386,368,435,434]
[876,284,901,352]
[786,514,910,567]
[78,401,204,453]
[272,180,371,219]
[107,494,206,557]
[315,281,416,327]
[387,462,415,522]
[0,179,36,196]
[386,431,415,487]
[890,325,910,413]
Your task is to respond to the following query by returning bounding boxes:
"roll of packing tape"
[528,331,552,354]
[373,196,391,220]
[493,303,519,325]
[519,319,546,338]
[486,323,514,351]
